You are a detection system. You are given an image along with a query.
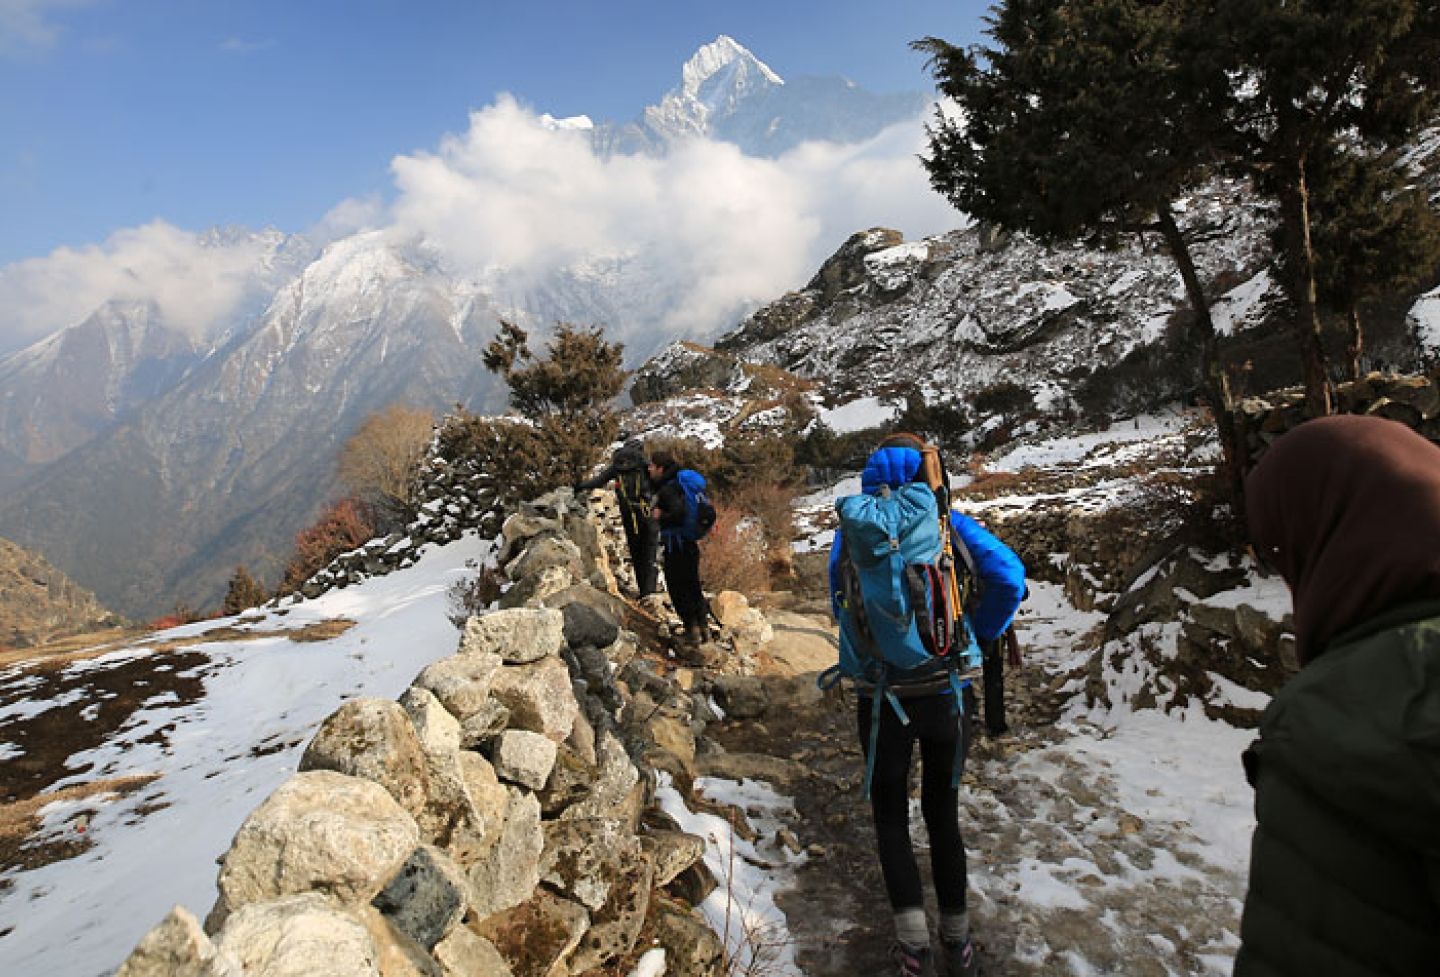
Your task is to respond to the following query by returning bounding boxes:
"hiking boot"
[890,941,933,977]
[684,623,706,647]
[941,938,979,977]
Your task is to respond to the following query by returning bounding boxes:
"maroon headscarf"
[1246,415,1440,665]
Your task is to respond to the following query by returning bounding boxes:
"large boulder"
[537,819,632,911]
[491,729,559,791]
[565,841,655,974]
[412,653,503,723]
[299,698,431,818]
[212,771,419,925]
[488,656,579,743]
[461,608,565,664]
[497,565,576,610]
[651,901,726,977]
[474,890,590,977]
[117,906,239,977]
[432,927,514,977]
[399,687,462,755]
[559,730,643,828]
[372,845,471,952]
[467,788,544,919]
[215,893,380,977]
[504,536,584,586]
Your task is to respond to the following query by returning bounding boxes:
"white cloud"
[0,0,95,53]
[387,94,960,342]
[0,94,963,358]
[311,194,386,244]
[0,222,276,353]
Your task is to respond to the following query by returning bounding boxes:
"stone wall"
[117,491,735,977]
[1236,368,1440,465]
[285,437,506,601]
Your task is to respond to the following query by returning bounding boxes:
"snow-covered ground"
[0,535,491,977]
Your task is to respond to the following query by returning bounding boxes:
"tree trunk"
[1278,161,1334,416]
[1346,304,1364,381]
[1155,203,1247,516]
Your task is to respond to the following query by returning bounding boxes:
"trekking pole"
[982,634,1008,736]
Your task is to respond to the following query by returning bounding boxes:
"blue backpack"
[830,480,982,797]
[833,481,982,680]
[668,469,716,543]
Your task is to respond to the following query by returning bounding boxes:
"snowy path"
[708,578,1256,977]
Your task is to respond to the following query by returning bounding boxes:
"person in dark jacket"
[1235,414,1440,977]
[648,449,708,647]
[575,437,658,598]
[828,443,1026,977]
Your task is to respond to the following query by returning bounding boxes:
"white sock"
[939,910,970,945]
[894,907,929,949]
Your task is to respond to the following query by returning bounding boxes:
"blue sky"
[1,0,988,267]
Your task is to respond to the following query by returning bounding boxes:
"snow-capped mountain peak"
[680,35,784,98]
[645,35,785,138]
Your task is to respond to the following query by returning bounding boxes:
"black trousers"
[622,515,659,597]
[661,537,705,629]
[857,688,974,913]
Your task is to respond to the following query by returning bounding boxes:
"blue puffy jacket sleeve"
[949,510,1026,640]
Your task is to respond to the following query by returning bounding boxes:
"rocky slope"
[0,537,115,648]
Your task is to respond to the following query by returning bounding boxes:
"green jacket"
[1235,599,1440,977]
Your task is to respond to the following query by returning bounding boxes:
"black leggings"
[857,688,974,913]
[661,538,706,629]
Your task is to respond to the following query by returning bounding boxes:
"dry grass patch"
[285,618,357,642]
[0,774,160,878]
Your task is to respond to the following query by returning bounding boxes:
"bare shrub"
[723,482,800,581]
[337,404,434,532]
[700,502,771,595]
[446,560,505,628]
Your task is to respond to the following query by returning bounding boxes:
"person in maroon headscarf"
[1235,414,1440,977]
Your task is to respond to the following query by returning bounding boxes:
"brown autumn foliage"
[699,501,772,595]
[337,404,434,532]
[278,499,375,594]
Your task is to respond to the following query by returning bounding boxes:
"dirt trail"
[704,594,1246,977]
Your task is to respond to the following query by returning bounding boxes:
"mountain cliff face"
[0,228,312,498]
[0,234,502,618]
[639,172,1437,434]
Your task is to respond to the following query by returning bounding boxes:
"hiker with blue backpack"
[648,449,717,648]
[826,434,1026,977]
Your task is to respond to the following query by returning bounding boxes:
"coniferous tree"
[1303,147,1440,380]
[221,565,268,616]
[482,321,627,485]
[1195,0,1440,413]
[919,0,1440,437]
[915,0,1246,497]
